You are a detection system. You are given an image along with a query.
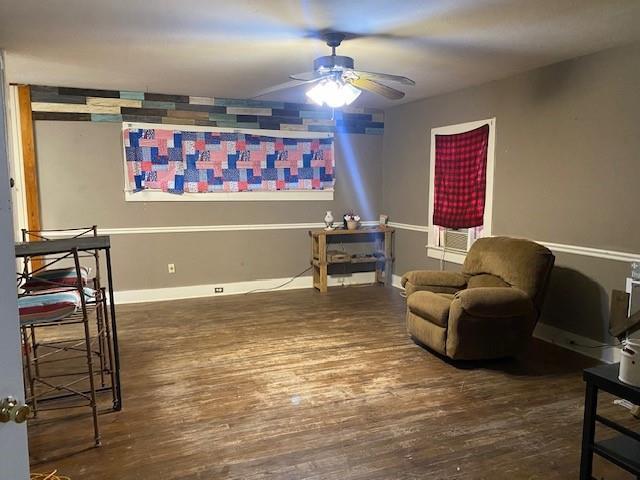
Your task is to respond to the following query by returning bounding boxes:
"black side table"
[581,363,640,479]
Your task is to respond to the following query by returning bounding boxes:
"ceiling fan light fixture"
[341,81,362,105]
[305,78,362,108]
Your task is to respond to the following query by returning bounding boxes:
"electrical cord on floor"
[568,340,621,349]
[244,266,312,294]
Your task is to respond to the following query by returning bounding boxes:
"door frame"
[0,50,31,479]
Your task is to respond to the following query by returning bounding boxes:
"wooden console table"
[309,226,394,293]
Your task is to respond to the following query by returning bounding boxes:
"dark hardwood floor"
[26,286,634,479]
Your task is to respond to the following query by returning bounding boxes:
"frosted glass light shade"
[306,79,362,108]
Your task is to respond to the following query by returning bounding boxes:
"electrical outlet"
[214,287,224,293]
[167,263,176,274]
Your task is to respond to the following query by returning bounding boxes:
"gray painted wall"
[382,42,640,342]
[34,121,383,290]
[32,42,640,343]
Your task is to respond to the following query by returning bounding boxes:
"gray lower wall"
[34,121,383,290]
[382,42,640,342]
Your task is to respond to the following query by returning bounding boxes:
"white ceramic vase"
[324,210,334,230]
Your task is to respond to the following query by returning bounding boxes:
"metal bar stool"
[21,226,116,407]
[18,228,116,447]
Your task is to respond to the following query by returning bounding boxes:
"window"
[427,118,496,264]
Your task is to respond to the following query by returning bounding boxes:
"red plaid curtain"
[433,124,489,228]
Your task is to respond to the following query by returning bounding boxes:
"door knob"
[0,397,30,424]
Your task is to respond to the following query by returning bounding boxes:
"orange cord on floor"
[30,471,70,480]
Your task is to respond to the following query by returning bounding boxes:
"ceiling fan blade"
[349,78,405,100]
[352,70,415,86]
[288,71,326,81]
[253,77,323,98]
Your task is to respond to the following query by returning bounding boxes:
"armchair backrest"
[462,236,555,310]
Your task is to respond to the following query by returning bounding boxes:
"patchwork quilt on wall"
[123,125,334,194]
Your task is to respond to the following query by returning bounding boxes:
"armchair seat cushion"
[407,291,452,328]
[454,287,534,318]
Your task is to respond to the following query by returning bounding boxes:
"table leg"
[580,383,597,479]
[384,231,393,287]
[318,234,327,293]
[105,247,122,411]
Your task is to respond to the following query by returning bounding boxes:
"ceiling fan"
[255,32,415,108]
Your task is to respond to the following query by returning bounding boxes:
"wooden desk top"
[309,226,395,237]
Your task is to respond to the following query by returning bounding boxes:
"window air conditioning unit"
[438,228,477,253]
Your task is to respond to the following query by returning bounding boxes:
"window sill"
[426,245,466,265]
[125,190,334,202]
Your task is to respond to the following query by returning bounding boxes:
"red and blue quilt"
[123,127,335,194]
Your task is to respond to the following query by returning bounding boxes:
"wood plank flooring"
[26,286,635,479]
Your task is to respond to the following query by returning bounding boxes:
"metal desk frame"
[15,235,122,411]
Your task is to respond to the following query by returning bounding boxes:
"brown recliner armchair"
[402,236,555,360]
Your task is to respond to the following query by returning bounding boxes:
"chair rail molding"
[43,221,381,237]
[41,221,639,262]
[387,222,640,263]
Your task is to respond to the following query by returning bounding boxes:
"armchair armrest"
[401,270,466,288]
[453,287,534,318]
[401,270,467,297]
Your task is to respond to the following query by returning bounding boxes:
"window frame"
[426,117,496,264]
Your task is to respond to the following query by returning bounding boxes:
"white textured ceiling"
[1,0,639,108]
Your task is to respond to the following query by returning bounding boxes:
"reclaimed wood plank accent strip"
[194,120,220,127]
[27,85,384,134]
[208,113,237,122]
[269,116,303,125]
[144,92,189,103]
[32,112,91,121]
[122,115,164,124]
[189,96,215,105]
[32,102,120,114]
[121,107,167,117]
[120,91,145,100]
[226,106,272,116]
[165,110,209,120]
[30,92,87,104]
[86,97,142,108]
[142,100,175,110]
[161,117,196,125]
[58,87,120,98]
[91,114,124,122]
[174,103,226,113]
[303,118,335,126]
[280,123,308,131]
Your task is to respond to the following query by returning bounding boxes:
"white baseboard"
[116,271,617,364]
[114,271,378,304]
[533,322,619,364]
